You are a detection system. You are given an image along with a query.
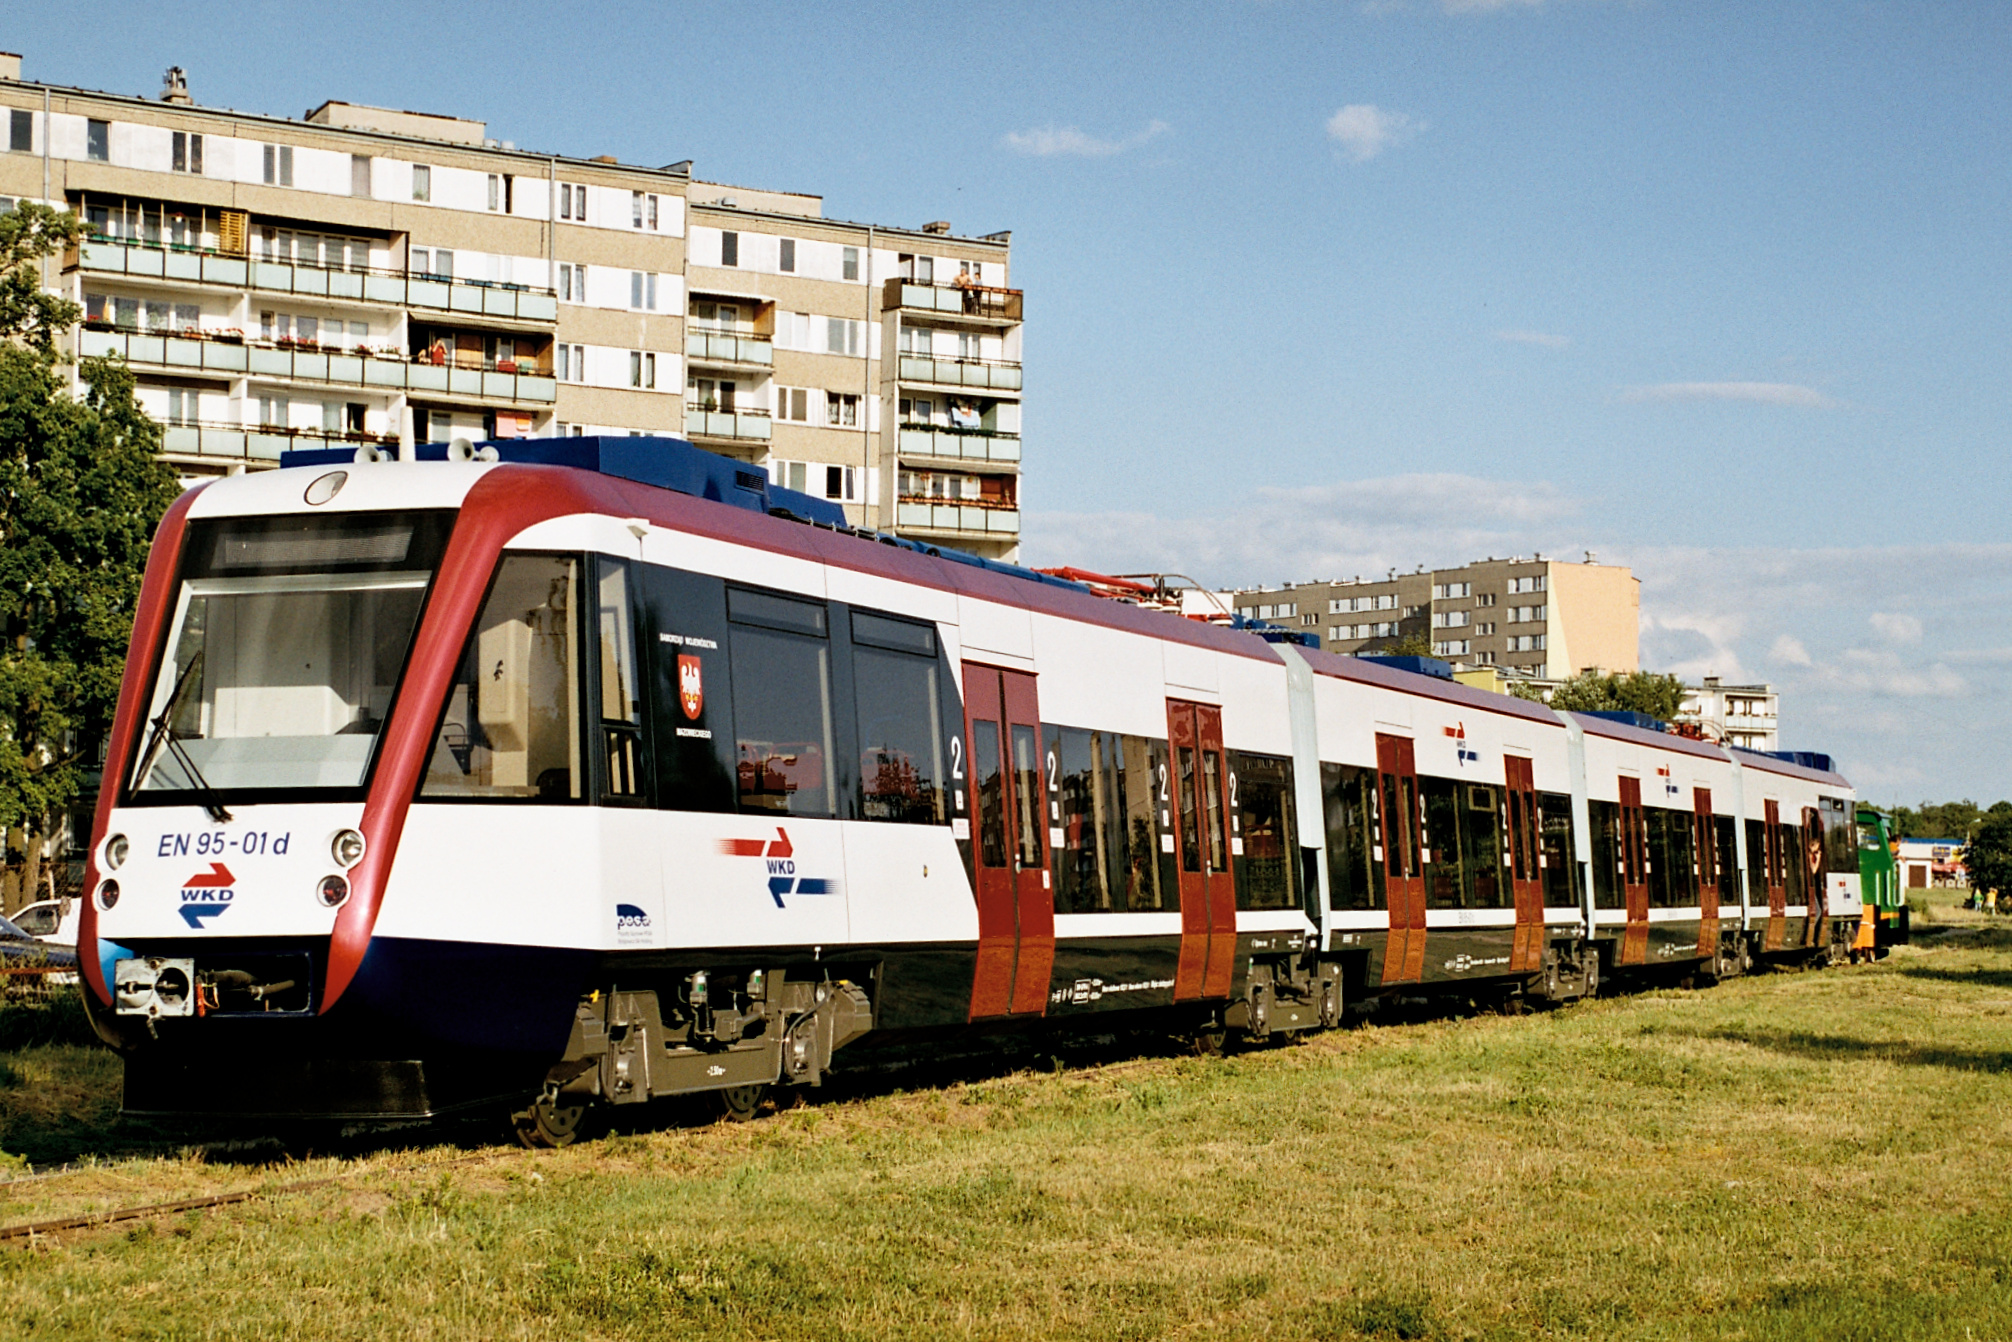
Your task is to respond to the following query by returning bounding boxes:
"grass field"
[0,914,2008,1341]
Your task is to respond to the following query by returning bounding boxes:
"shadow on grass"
[1895,965,2012,989]
[1698,1026,2011,1073]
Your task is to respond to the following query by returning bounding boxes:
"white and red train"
[79,438,1864,1142]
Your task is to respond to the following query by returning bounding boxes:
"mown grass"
[0,930,2008,1340]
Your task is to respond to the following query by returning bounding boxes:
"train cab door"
[1619,776,1650,965]
[964,664,1056,1019]
[1376,733,1427,986]
[1167,700,1238,1001]
[1763,799,1787,950]
[1504,755,1545,973]
[1693,788,1720,960]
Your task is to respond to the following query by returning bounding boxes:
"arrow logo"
[184,862,235,888]
[179,903,231,929]
[764,829,792,859]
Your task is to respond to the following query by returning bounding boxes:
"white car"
[11,898,79,946]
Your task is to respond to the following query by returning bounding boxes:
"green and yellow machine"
[1854,806,1908,955]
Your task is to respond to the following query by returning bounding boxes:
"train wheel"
[512,1091,588,1149]
[1191,1023,1228,1058]
[709,1083,769,1123]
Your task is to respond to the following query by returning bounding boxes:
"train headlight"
[331,829,366,868]
[97,879,120,910]
[103,834,129,872]
[318,874,350,908]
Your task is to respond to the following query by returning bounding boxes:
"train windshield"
[129,511,455,799]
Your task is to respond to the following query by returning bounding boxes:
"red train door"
[1694,788,1719,960]
[1619,776,1650,965]
[1763,799,1786,951]
[964,664,1055,1019]
[1167,700,1237,1001]
[1505,755,1544,973]
[1377,733,1427,985]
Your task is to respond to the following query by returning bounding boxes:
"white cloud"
[1495,329,1571,349]
[1000,120,1169,159]
[1619,381,1836,409]
[1325,104,1426,162]
[1769,634,1814,667]
[1868,611,1924,645]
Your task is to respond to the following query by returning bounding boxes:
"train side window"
[1590,800,1623,909]
[1460,783,1506,909]
[1716,815,1739,904]
[1540,792,1576,906]
[422,554,581,801]
[1049,727,1102,912]
[1782,823,1806,904]
[1201,749,1229,875]
[850,612,943,825]
[1012,725,1043,868]
[1321,763,1384,910]
[641,564,735,815]
[1177,745,1202,873]
[971,719,1006,867]
[1120,734,1170,911]
[1419,775,1464,908]
[1232,753,1296,912]
[727,587,834,817]
[596,560,644,802]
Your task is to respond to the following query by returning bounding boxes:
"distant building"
[1895,838,1967,889]
[1233,553,1638,680]
[1675,677,1780,752]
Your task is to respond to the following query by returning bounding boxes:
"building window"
[1476,592,1497,607]
[558,264,584,302]
[488,174,501,211]
[86,119,110,162]
[825,317,862,356]
[842,246,859,281]
[351,154,372,197]
[1476,622,1495,636]
[827,393,859,427]
[632,191,644,228]
[412,165,431,202]
[557,344,586,382]
[779,238,796,273]
[777,387,809,422]
[170,131,202,174]
[648,194,658,228]
[1431,610,1470,629]
[630,271,658,310]
[8,110,30,154]
[1432,581,1470,599]
[263,143,293,186]
[1509,575,1547,594]
[721,231,739,267]
[630,351,655,389]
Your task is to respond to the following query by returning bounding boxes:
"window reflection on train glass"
[421,555,581,801]
[1201,751,1228,874]
[1460,783,1506,908]
[1419,776,1464,908]
[1716,816,1740,904]
[1745,820,1766,903]
[597,562,643,801]
[972,720,1006,868]
[1782,824,1805,905]
[132,513,450,799]
[1049,727,1101,912]
[1120,735,1169,911]
[1540,793,1575,905]
[1321,763,1384,910]
[1820,796,1857,874]
[1646,807,1692,908]
[1591,800,1623,908]
[1231,754,1296,911]
[726,588,833,816]
[850,616,943,824]
[1177,746,1202,873]
[1012,725,1043,868]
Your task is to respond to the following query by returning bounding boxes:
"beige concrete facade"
[1235,555,1640,680]
[0,59,1022,558]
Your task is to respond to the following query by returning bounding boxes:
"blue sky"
[11,1,2010,802]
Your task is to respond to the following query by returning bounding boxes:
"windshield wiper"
[133,651,232,824]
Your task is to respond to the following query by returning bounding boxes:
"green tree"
[1508,668,1686,719]
[0,202,180,909]
[1367,630,1434,659]
[1960,811,2012,899]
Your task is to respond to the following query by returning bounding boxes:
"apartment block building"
[0,56,1025,559]
[1234,554,1640,680]
[1675,677,1779,752]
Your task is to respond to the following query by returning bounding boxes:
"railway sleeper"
[547,970,873,1111]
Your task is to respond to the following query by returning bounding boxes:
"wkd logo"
[178,862,235,929]
[717,827,840,908]
[1444,722,1479,767]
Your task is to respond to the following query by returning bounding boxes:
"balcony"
[71,239,559,324]
[684,404,772,443]
[78,327,559,404]
[685,328,774,368]
[895,353,1022,393]
[896,497,1020,536]
[159,420,398,464]
[883,279,1022,325]
[897,424,1021,465]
